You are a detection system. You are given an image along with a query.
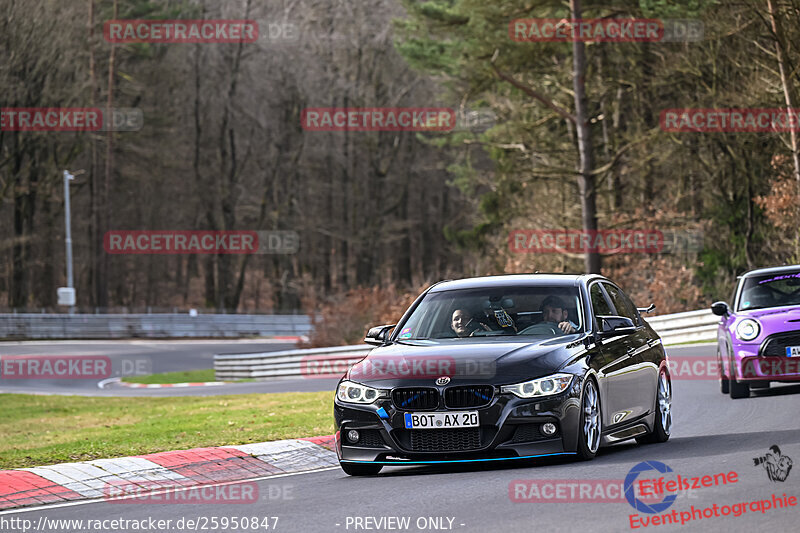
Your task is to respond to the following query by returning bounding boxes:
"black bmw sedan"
[334,274,672,475]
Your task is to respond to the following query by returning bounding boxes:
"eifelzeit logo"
[753,445,793,482]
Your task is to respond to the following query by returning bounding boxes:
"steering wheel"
[519,323,559,336]
[778,285,800,304]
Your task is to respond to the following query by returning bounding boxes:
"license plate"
[404,411,479,429]
[787,346,800,357]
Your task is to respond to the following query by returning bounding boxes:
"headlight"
[336,380,384,404]
[501,373,573,398]
[735,319,761,341]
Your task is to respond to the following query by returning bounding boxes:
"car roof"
[428,273,601,292]
[739,264,800,278]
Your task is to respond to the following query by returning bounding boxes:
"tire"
[576,377,602,460]
[637,369,672,444]
[718,352,730,394]
[728,356,750,399]
[340,462,382,476]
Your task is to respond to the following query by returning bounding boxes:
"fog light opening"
[541,422,557,436]
[346,429,360,443]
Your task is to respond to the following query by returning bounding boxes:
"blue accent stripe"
[341,452,575,465]
[401,394,420,407]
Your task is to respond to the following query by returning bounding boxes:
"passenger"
[540,295,578,334]
[451,309,489,337]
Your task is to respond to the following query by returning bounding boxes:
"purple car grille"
[760,331,800,357]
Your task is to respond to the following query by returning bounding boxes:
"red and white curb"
[118,381,228,389]
[97,378,229,389]
[0,436,336,511]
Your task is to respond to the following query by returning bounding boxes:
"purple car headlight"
[735,319,761,341]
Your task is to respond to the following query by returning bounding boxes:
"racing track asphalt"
[2,343,800,532]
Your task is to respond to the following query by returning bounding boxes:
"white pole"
[64,170,75,313]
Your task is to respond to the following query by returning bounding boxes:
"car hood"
[738,306,800,332]
[345,335,584,387]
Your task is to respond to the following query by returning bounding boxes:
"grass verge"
[0,392,334,470]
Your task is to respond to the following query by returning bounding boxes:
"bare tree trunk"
[88,0,101,307]
[10,134,27,309]
[97,0,118,308]
[570,0,600,274]
[767,0,800,254]
[189,1,218,309]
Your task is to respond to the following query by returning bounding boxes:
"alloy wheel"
[658,371,672,435]
[583,380,601,453]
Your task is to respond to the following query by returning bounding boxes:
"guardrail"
[0,313,312,340]
[215,344,372,380]
[214,309,720,381]
[643,309,718,346]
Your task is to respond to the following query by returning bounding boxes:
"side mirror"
[364,324,396,346]
[711,301,730,317]
[597,315,637,338]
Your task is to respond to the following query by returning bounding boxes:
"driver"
[541,295,578,334]
[451,309,489,337]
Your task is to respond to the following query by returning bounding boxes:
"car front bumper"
[731,336,800,382]
[736,355,800,382]
[334,383,583,464]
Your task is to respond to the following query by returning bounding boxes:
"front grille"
[444,385,494,408]
[760,331,800,357]
[409,428,481,452]
[352,429,386,448]
[392,388,439,410]
[512,424,546,443]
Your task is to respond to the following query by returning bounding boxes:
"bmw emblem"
[436,376,450,386]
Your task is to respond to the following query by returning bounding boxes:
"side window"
[590,283,614,318]
[603,283,640,325]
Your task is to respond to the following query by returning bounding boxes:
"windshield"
[737,269,800,311]
[395,286,583,340]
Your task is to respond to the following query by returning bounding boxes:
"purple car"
[712,265,800,398]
